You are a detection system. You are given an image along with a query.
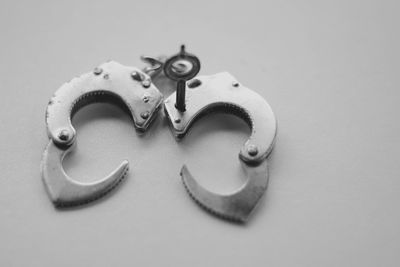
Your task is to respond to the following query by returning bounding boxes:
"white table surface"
[0,1,399,266]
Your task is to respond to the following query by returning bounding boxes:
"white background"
[0,0,399,266]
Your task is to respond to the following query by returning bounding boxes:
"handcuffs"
[41,46,277,223]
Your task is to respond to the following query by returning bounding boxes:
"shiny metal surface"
[164,72,277,222]
[46,61,162,147]
[41,61,163,207]
[181,161,269,222]
[41,141,129,207]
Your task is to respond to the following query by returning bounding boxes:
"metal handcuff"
[41,46,277,223]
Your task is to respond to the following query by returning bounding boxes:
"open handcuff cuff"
[41,46,277,223]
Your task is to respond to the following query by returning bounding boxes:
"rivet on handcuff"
[41,46,277,223]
